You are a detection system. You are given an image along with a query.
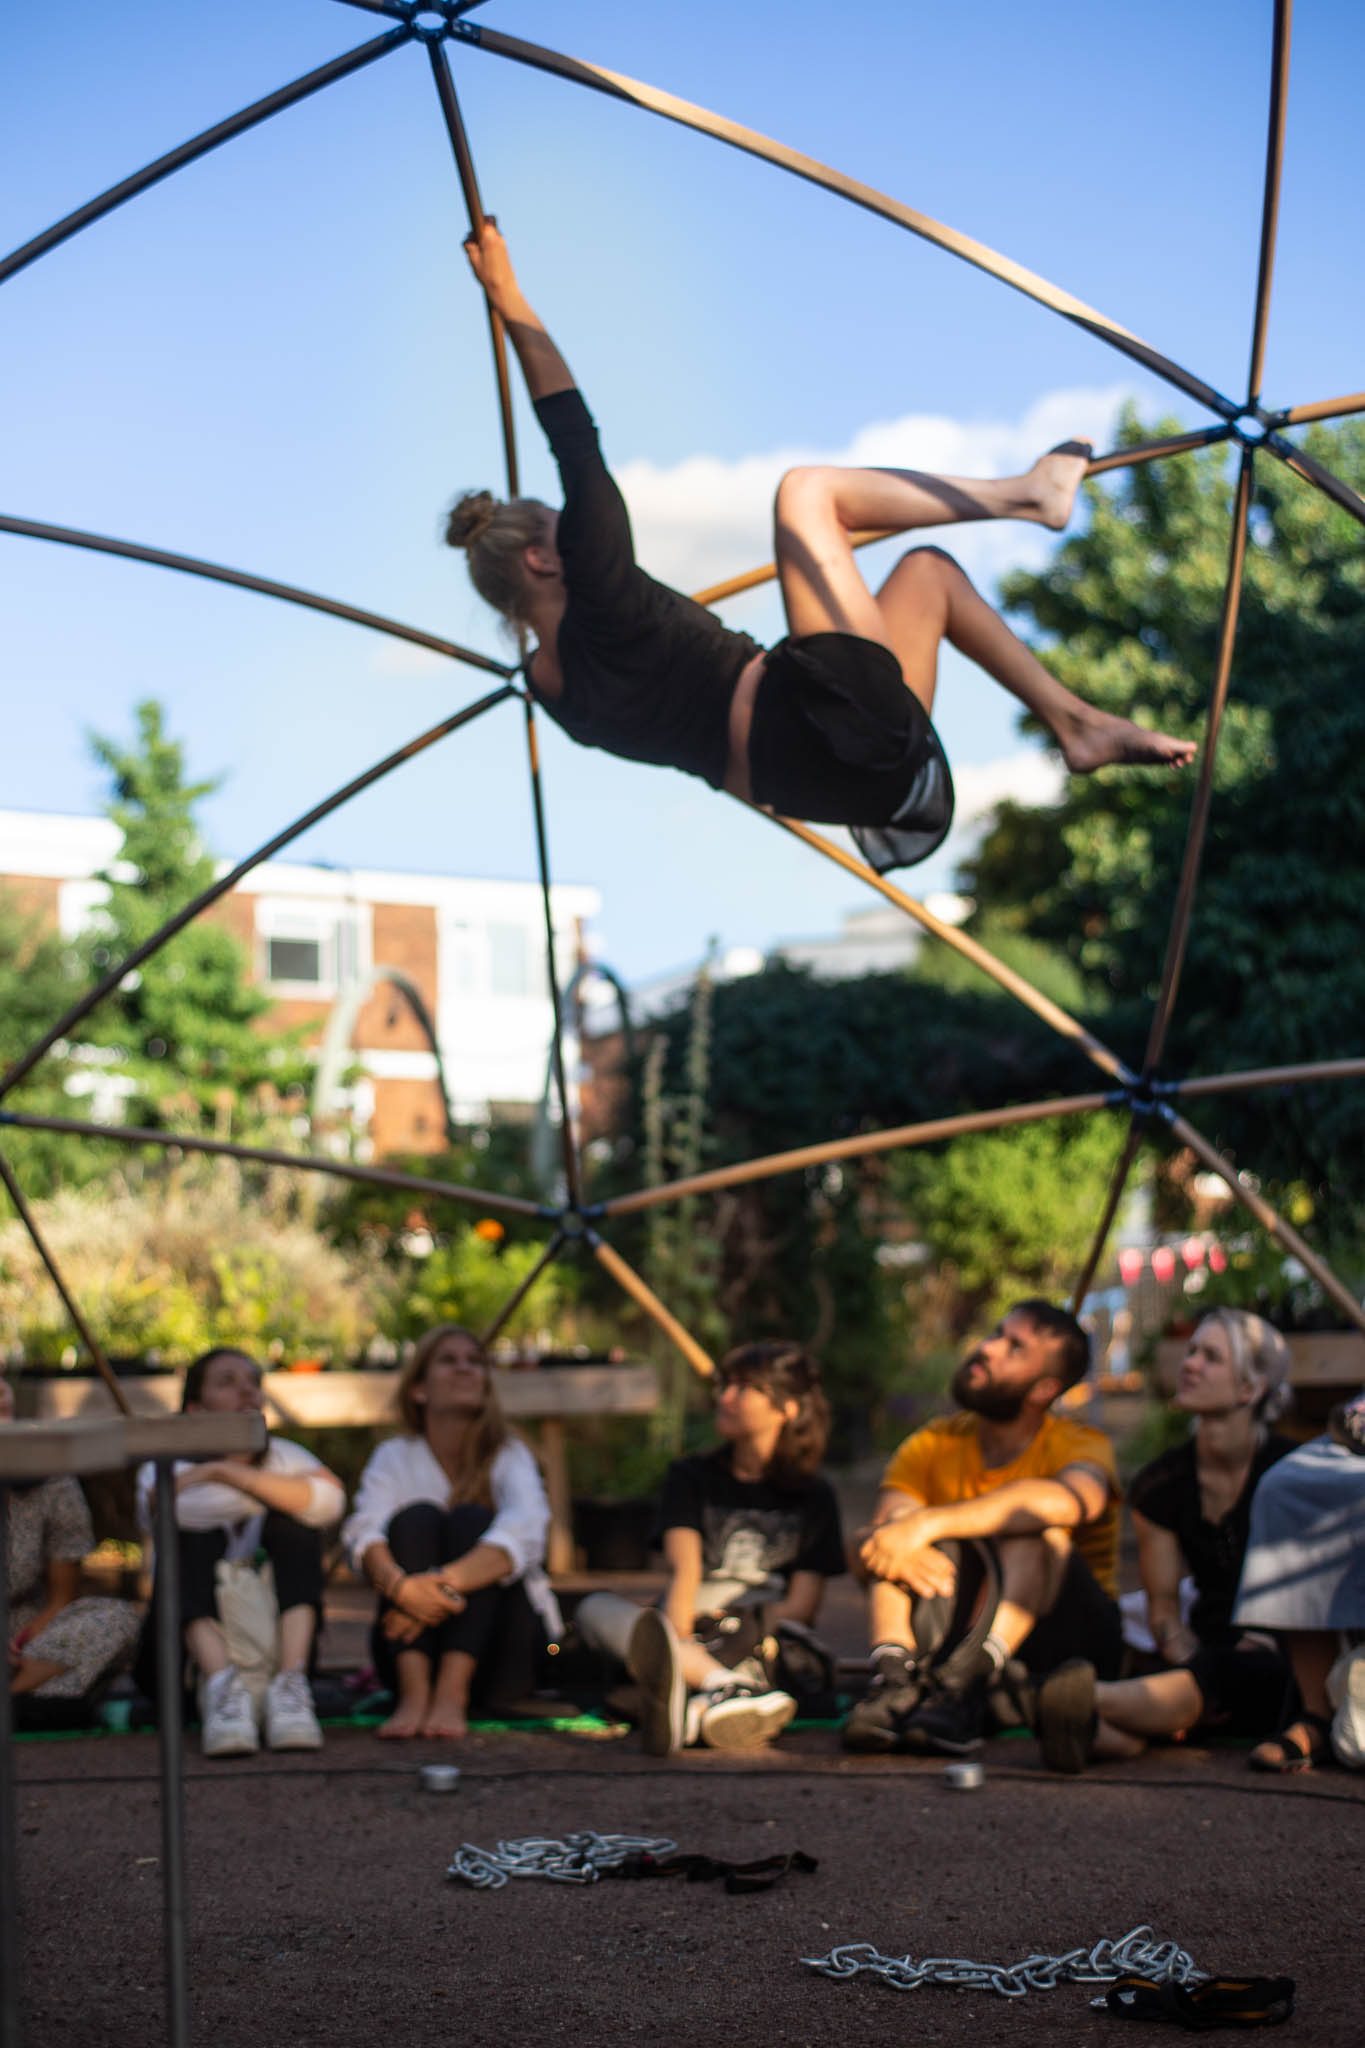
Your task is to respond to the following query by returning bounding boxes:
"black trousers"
[371,1502,545,1709]
[178,1512,325,1626]
[134,1510,325,1718]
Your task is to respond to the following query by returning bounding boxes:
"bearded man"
[845,1299,1122,1755]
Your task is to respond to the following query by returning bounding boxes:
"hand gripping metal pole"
[0,27,413,289]
[0,1147,130,1416]
[426,42,521,497]
[0,687,515,1104]
[457,21,1238,421]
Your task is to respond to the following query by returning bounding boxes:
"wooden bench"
[28,1363,662,1574]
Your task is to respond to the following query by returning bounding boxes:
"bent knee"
[774,465,844,528]
[895,543,962,581]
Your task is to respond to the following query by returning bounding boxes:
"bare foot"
[1029,440,1093,530]
[1060,705,1197,773]
[378,1699,428,1739]
[421,1703,469,1740]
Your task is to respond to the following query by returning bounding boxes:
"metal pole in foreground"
[0,1485,21,2048]
[153,1462,191,2048]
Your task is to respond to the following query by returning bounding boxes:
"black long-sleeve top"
[528,389,761,791]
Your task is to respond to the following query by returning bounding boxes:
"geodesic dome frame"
[3,0,1365,1416]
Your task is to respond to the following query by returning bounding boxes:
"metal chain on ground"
[447,1831,677,1890]
[802,1924,1207,2003]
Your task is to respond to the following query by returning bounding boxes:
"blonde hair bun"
[445,489,498,550]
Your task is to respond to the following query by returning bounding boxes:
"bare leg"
[990,1530,1072,1655]
[865,1578,919,1656]
[1091,1669,1205,1759]
[378,1648,431,1738]
[423,1649,477,1738]
[764,461,1195,774]
[1285,1629,1336,1719]
[185,1617,229,1680]
[278,1603,315,1673]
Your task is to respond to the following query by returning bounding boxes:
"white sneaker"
[1327,1645,1365,1769]
[626,1609,685,1757]
[698,1681,798,1752]
[264,1669,323,1752]
[200,1667,259,1758]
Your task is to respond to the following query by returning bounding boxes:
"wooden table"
[32,1364,662,1576]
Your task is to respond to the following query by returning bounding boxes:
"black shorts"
[748,632,955,874]
[1019,1552,1124,1681]
[1186,1639,1290,1738]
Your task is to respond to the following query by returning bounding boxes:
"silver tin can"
[943,1760,985,1790]
[420,1763,462,1792]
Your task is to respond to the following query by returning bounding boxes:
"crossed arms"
[857,1464,1112,1598]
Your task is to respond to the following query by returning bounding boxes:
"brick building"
[0,809,598,1156]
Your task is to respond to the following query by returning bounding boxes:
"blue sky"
[3,1,1362,981]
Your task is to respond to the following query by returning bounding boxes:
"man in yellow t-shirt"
[845,1298,1122,1756]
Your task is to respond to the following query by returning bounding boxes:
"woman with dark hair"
[342,1324,559,1740]
[135,1348,344,1757]
[448,224,1192,879]
[576,1341,845,1756]
[1036,1310,1296,1771]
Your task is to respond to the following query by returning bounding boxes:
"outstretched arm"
[463,221,575,402]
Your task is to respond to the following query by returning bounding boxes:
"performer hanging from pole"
[449,223,1194,874]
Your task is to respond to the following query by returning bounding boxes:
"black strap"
[1106,1974,1296,2029]
[600,1849,817,1895]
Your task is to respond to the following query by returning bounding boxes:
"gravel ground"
[12,1724,1362,2047]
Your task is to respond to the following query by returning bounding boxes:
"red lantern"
[1118,1248,1143,1287]
[1152,1245,1177,1285]
[1181,1237,1206,1271]
[1208,1243,1228,1274]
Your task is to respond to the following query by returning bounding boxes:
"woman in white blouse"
[136,1348,344,1758]
[343,1325,560,1739]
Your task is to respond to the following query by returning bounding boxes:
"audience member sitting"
[845,1299,1120,1756]
[575,1341,845,1756]
[343,1324,560,1739]
[1036,1310,1295,1770]
[1232,1382,1365,1772]
[2,1376,141,1723]
[135,1348,344,1758]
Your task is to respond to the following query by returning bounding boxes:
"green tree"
[968,412,1365,1249]
[0,889,97,1197]
[84,700,310,1131]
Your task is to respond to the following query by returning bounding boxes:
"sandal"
[1248,1710,1331,1774]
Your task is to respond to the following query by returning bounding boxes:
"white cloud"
[616,382,1135,601]
[950,749,1065,826]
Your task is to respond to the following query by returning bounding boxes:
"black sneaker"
[900,1675,988,1756]
[841,1669,926,1753]
[1036,1659,1097,1774]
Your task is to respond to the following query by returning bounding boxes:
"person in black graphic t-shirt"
[447,223,1192,883]
[576,1342,844,1757]
[1036,1311,1295,1772]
